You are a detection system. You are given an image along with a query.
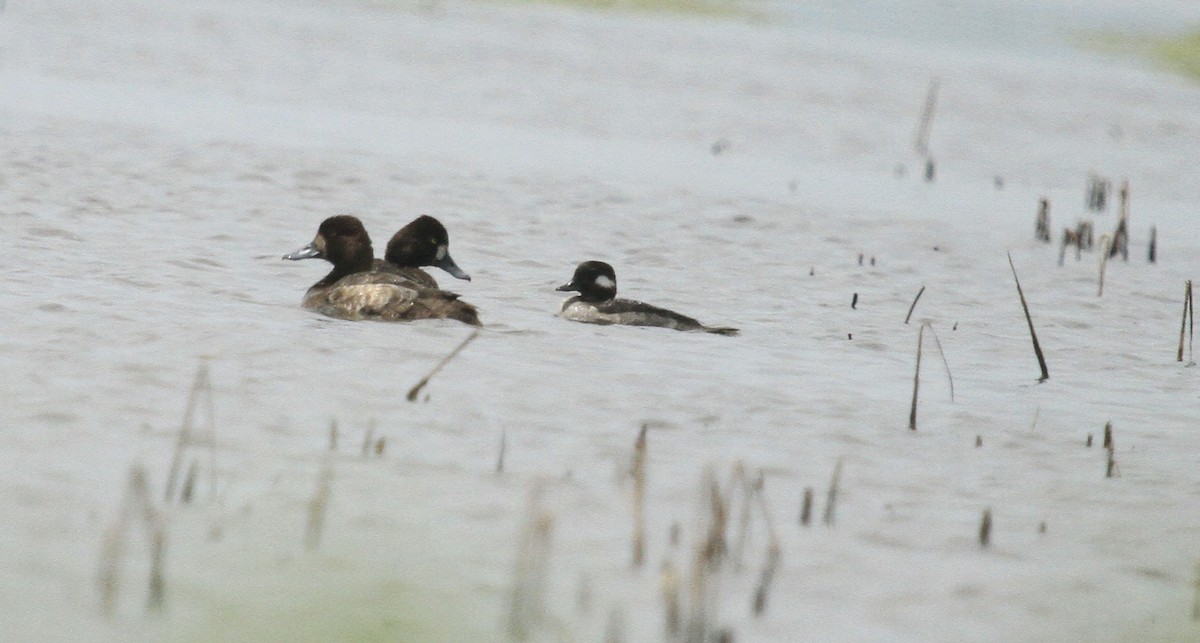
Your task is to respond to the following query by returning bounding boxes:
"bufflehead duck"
[283,215,480,325]
[555,261,738,335]
[377,215,472,289]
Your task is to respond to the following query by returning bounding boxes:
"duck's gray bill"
[283,242,321,261]
[434,253,472,281]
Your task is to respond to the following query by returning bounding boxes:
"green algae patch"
[167,558,489,643]
[1151,30,1200,80]
[503,0,756,19]
[1082,28,1200,81]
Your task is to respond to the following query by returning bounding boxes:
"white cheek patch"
[436,245,447,261]
[594,275,615,290]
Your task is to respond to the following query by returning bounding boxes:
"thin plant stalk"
[914,78,939,155]
[164,363,218,502]
[304,457,333,551]
[632,424,648,568]
[406,330,479,402]
[822,458,843,527]
[1178,280,1194,363]
[1007,252,1049,382]
[904,285,926,324]
[909,321,955,431]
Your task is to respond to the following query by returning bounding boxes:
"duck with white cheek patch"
[555,261,738,335]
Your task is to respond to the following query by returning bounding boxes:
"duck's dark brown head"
[284,215,375,277]
[384,215,471,281]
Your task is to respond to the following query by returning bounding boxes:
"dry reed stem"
[799,488,813,526]
[1109,180,1130,260]
[731,462,753,571]
[406,330,479,402]
[98,464,167,616]
[361,425,375,457]
[1148,226,1157,263]
[909,322,956,431]
[909,324,924,431]
[1035,199,1051,242]
[904,285,926,324]
[914,78,939,155]
[1098,236,1111,297]
[1178,280,1194,363]
[750,475,781,616]
[304,456,333,551]
[164,363,218,502]
[660,559,681,637]
[1007,252,1050,382]
[327,419,338,452]
[507,485,554,641]
[496,429,507,475]
[753,541,781,617]
[1103,422,1113,450]
[979,508,992,548]
[632,424,648,568]
[1106,448,1119,478]
[180,459,198,504]
[605,607,627,643]
[823,458,843,527]
[687,466,727,643]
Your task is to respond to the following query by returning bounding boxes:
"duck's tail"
[703,325,739,336]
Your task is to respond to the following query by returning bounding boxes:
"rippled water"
[3,1,1200,641]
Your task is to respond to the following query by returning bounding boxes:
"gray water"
[4,1,1200,640]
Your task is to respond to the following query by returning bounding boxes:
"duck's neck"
[317,247,375,287]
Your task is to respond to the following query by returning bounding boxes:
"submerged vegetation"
[505,0,754,18]
[1086,28,1200,81]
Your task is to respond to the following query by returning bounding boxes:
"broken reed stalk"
[98,464,167,616]
[660,559,681,637]
[496,429,507,475]
[406,330,480,402]
[823,458,843,527]
[909,321,955,431]
[799,488,813,526]
[1007,252,1050,382]
[1178,280,1194,363]
[1098,236,1112,297]
[731,463,753,571]
[914,77,939,156]
[904,285,926,324]
[686,466,728,643]
[180,460,198,504]
[979,508,992,548]
[328,419,338,452]
[507,485,554,641]
[164,363,218,502]
[604,607,627,643]
[909,324,924,431]
[1103,422,1120,478]
[1148,226,1157,263]
[1035,198,1051,242]
[361,425,375,457]
[631,424,648,569]
[750,476,781,617]
[1110,180,1130,260]
[304,456,333,551]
